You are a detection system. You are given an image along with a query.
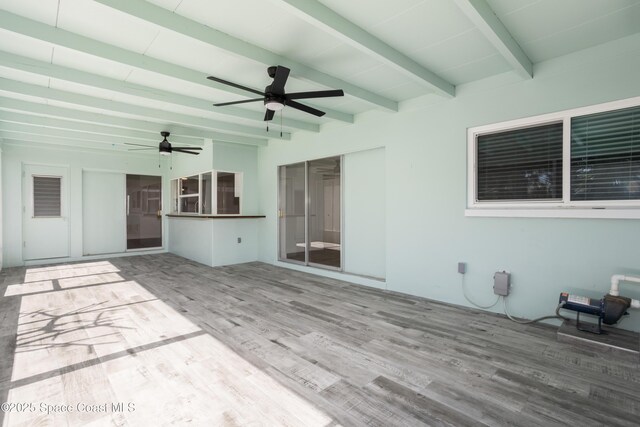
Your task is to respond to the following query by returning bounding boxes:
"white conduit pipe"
[609,274,640,309]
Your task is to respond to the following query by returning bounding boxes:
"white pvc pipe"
[609,274,640,296]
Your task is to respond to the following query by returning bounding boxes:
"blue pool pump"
[558,292,631,334]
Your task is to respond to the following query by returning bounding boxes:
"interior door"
[22,164,69,260]
[126,174,162,250]
[278,163,306,263]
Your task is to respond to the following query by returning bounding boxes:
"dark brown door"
[126,174,162,250]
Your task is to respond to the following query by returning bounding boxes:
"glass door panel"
[217,172,240,214]
[308,157,341,269]
[201,172,212,214]
[126,174,162,249]
[278,163,306,263]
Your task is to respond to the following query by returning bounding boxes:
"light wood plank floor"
[0,254,638,426]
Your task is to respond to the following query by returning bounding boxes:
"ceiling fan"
[126,132,202,155]
[207,65,344,121]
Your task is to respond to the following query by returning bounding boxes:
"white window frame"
[170,169,243,216]
[466,96,640,219]
[176,174,200,215]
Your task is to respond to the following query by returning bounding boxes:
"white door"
[83,170,126,255]
[22,164,69,260]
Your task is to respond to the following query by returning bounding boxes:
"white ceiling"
[0,0,638,151]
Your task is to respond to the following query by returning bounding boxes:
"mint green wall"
[1,138,260,269]
[168,217,213,265]
[168,139,213,180]
[168,216,260,267]
[2,142,168,267]
[257,34,640,332]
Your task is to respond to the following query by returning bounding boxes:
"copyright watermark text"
[1,402,136,414]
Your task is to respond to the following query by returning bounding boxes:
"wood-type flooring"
[0,253,638,426]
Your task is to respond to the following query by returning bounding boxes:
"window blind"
[476,123,563,201]
[571,106,640,201]
[33,176,61,217]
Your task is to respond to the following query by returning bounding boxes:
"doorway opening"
[126,174,162,250]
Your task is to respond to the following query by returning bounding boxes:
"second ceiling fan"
[126,132,202,155]
[207,65,344,121]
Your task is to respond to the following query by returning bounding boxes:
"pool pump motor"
[558,274,640,334]
[558,293,632,334]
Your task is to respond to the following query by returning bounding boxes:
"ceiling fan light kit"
[207,65,344,122]
[265,100,285,111]
[159,131,172,155]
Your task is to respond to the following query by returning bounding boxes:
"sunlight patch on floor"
[23,261,120,283]
[4,280,54,297]
[3,261,333,426]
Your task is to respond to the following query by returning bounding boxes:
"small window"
[476,123,563,202]
[179,175,199,195]
[33,176,61,217]
[178,175,199,214]
[170,170,242,215]
[571,105,640,201]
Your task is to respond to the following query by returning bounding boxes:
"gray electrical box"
[458,262,466,274]
[493,271,511,296]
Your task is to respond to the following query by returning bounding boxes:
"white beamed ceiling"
[0,0,638,151]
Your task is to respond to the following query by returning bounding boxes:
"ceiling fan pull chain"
[280,109,283,138]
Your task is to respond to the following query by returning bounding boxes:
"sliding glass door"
[308,158,341,268]
[126,174,162,250]
[278,156,342,270]
[278,162,306,263]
